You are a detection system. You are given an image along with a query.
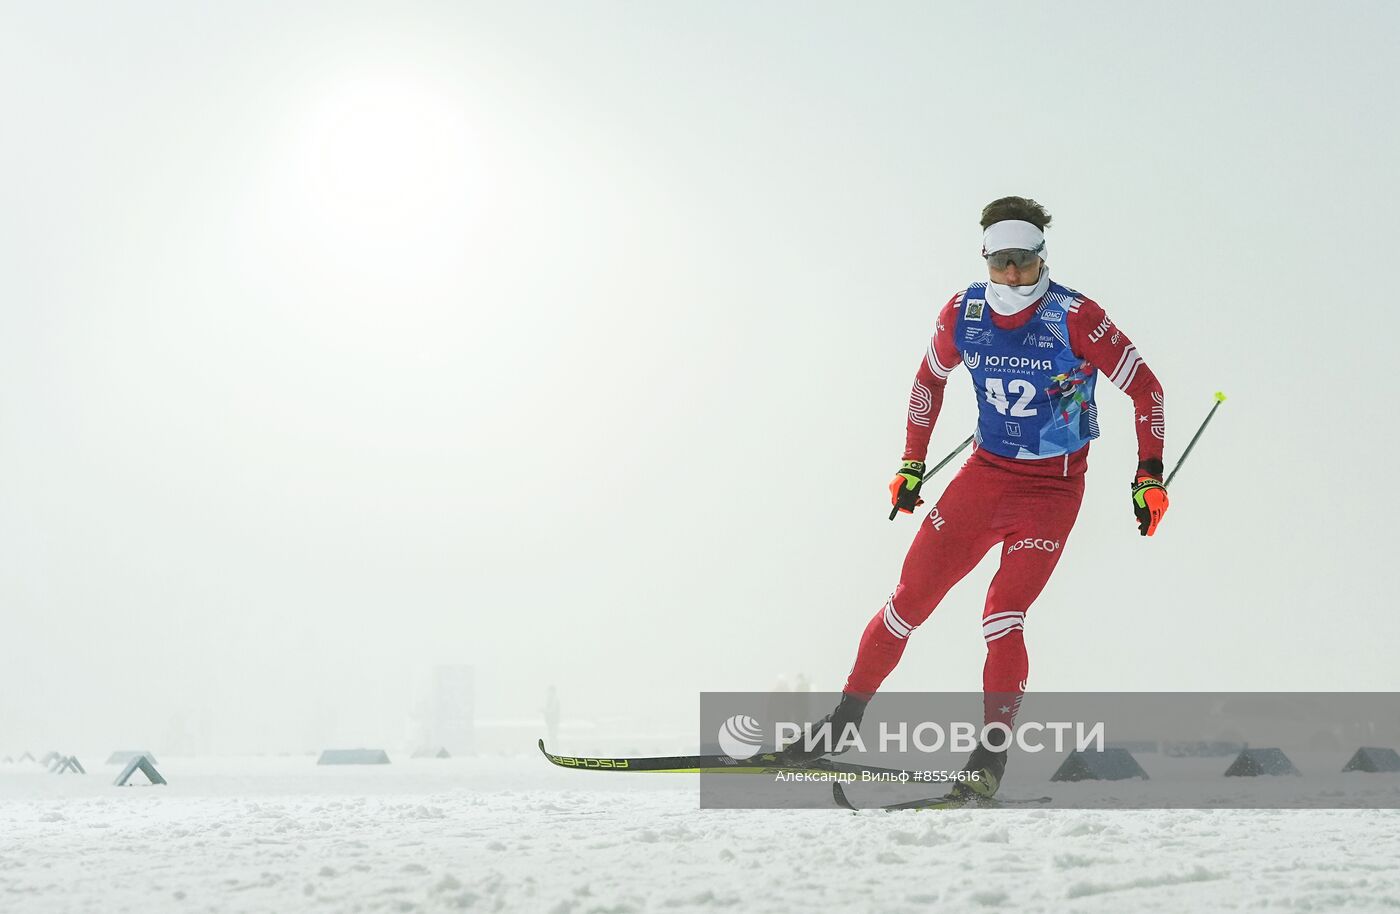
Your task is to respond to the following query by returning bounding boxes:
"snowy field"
[5,754,1400,913]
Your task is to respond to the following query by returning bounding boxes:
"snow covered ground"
[4,753,1400,913]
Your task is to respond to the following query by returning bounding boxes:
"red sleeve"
[1068,297,1165,473]
[903,295,963,462]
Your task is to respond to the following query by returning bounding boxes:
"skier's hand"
[888,460,926,519]
[1131,472,1169,536]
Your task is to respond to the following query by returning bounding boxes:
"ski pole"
[1165,391,1227,488]
[889,434,975,520]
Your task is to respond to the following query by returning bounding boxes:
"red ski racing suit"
[845,282,1165,728]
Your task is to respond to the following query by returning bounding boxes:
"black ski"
[832,781,1052,811]
[538,739,920,778]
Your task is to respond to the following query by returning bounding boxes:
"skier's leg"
[941,475,1086,797]
[980,475,1086,731]
[844,461,1005,697]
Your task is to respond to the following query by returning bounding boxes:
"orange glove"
[889,460,926,517]
[1131,472,1169,536]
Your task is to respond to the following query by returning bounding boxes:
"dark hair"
[980,197,1052,231]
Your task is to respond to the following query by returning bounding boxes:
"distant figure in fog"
[544,685,561,747]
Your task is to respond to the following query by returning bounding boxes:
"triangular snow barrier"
[1051,748,1150,782]
[41,751,60,768]
[19,752,36,763]
[1342,746,1400,773]
[107,750,159,766]
[317,748,391,765]
[411,746,451,759]
[54,756,86,775]
[114,754,166,786]
[1224,747,1299,777]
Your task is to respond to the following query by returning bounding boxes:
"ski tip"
[1214,390,1227,402]
[536,738,549,756]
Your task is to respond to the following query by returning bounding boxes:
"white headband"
[982,219,1047,261]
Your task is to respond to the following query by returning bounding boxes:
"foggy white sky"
[2,1,1397,753]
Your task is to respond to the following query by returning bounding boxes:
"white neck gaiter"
[985,268,1050,316]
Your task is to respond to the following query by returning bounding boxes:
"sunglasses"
[985,248,1042,270]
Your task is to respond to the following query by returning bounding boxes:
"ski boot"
[949,742,1008,804]
[777,692,869,763]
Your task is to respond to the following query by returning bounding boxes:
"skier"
[784,197,1168,800]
